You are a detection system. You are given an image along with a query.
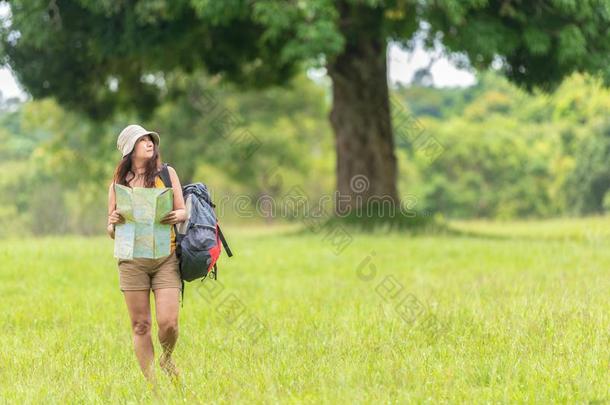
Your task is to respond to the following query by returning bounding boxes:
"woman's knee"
[158,318,179,336]
[131,319,152,336]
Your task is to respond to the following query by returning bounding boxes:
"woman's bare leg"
[153,288,180,377]
[123,290,155,383]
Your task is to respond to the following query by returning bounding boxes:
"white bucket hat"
[117,124,160,157]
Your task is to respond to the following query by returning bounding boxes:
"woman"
[106,124,187,383]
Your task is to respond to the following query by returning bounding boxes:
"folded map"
[113,184,174,259]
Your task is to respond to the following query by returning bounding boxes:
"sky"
[387,43,476,87]
[0,66,25,101]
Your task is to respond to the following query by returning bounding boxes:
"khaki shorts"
[117,251,182,292]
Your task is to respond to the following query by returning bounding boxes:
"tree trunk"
[327,2,398,217]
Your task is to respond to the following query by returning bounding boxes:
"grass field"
[0,217,608,403]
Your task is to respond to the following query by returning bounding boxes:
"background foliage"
[2,69,610,236]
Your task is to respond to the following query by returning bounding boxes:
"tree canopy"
[4,0,610,119]
[3,0,610,224]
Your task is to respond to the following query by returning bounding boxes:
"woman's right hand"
[108,210,125,225]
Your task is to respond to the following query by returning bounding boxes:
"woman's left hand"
[160,209,187,225]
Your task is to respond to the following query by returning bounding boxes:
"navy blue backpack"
[159,163,233,305]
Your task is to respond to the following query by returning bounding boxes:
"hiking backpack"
[159,163,233,304]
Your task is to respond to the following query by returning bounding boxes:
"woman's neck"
[131,159,147,175]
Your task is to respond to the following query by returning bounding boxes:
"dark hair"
[113,137,162,188]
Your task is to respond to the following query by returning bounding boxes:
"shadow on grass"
[441,225,610,243]
[279,210,445,238]
[276,213,610,244]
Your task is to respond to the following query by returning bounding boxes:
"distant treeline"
[1,71,609,236]
[396,72,610,219]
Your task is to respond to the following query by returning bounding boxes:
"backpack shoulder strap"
[159,163,180,286]
[180,279,184,308]
[217,224,233,257]
[159,163,172,188]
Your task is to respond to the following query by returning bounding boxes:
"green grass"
[0,217,608,403]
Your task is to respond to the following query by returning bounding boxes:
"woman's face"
[132,135,155,159]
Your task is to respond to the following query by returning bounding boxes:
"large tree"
[3,0,610,215]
